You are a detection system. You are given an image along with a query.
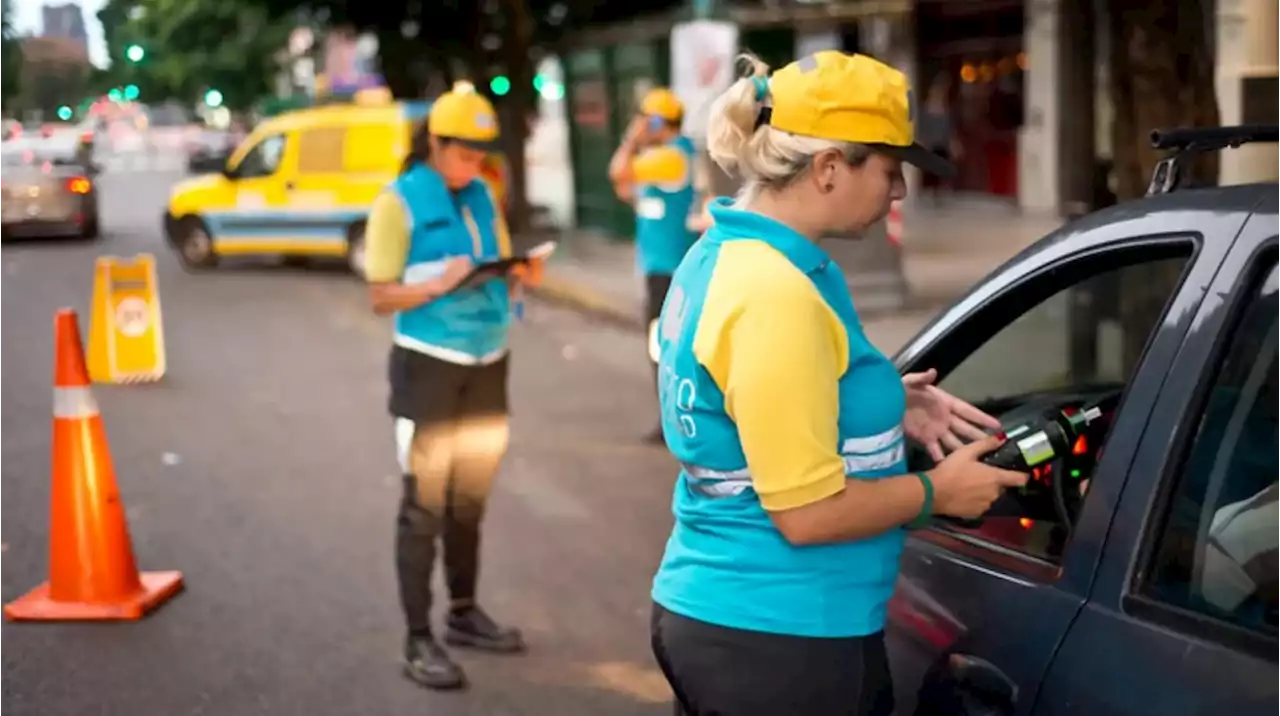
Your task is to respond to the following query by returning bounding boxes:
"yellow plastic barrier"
[87,254,167,384]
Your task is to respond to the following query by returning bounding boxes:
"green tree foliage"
[2,0,22,109]
[25,63,91,118]
[97,0,292,110]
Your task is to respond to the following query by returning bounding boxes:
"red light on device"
[1072,435,1089,456]
[66,177,92,194]
[1019,518,1034,529]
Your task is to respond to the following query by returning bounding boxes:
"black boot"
[403,633,467,690]
[446,606,526,653]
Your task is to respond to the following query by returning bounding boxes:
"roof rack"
[1146,124,1279,196]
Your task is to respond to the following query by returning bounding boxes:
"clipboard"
[449,240,557,293]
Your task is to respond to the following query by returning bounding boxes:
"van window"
[343,123,397,173]
[297,127,346,174]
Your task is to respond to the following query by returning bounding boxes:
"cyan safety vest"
[392,163,511,364]
[635,135,698,276]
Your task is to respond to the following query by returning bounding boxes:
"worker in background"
[608,87,700,444]
[648,52,1026,715]
[363,83,535,692]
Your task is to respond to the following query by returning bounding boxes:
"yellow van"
[163,100,510,276]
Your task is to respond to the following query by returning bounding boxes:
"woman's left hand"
[509,258,545,289]
[902,368,1002,462]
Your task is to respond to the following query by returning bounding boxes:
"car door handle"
[916,653,1018,716]
[284,181,296,191]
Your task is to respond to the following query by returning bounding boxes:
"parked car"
[886,125,1277,715]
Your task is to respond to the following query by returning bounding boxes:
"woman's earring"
[823,182,835,193]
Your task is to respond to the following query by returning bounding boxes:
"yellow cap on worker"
[765,51,955,177]
[640,87,684,122]
[428,82,500,149]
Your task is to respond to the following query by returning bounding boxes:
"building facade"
[40,2,87,53]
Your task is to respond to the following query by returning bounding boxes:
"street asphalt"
[1,167,680,716]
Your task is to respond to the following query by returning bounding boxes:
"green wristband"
[907,471,934,530]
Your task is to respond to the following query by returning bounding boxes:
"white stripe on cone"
[53,385,100,419]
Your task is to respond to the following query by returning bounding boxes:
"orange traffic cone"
[3,309,184,622]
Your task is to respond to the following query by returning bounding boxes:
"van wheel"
[177,217,218,271]
[346,222,367,279]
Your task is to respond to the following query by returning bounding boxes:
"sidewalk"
[520,203,1061,355]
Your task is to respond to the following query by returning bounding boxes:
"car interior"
[903,252,1194,563]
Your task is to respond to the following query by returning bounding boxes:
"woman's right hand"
[928,434,1029,520]
[438,256,474,292]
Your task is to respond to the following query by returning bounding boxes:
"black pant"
[651,604,895,716]
[390,347,510,635]
[645,273,673,394]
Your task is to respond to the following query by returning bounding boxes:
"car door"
[206,131,296,255]
[1031,207,1278,716]
[884,200,1253,716]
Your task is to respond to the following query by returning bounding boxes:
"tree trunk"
[1107,0,1220,200]
[1106,0,1220,372]
[376,30,421,99]
[499,0,536,233]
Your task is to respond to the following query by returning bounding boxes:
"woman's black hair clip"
[754,106,772,130]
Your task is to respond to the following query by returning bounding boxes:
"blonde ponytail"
[705,51,871,204]
[706,53,771,177]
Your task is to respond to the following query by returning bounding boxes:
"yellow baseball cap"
[428,82,500,150]
[640,87,684,122]
[764,51,955,177]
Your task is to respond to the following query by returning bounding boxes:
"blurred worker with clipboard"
[363,82,550,691]
[609,87,700,444]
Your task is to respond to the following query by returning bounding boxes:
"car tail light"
[67,177,92,194]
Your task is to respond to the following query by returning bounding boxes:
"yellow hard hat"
[428,81,500,149]
[640,87,683,122]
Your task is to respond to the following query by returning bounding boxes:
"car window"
[941,256,1190,406]
[919,247,1194,564]
[296,127,345,174]
[233,134,286,178]
[1142,255,1278,636]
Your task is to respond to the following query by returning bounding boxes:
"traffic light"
[489,75,511,96]
[533,74,545,92]
[126,44,145,63]
[204,89,224,107]
[107,88,123,102]
[57,106,73,121]
[124,84,140,100]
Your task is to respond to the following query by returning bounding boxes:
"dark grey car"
[1,144,101,240]
[886,127,1277,715]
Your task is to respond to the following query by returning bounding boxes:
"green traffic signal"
[533,74,545,92]
[204,89,224,107]
[57,106,73,121]
[108,88,123,101]
[126,44,145,62]
[124,84,140,100]
[490,75,511,96]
